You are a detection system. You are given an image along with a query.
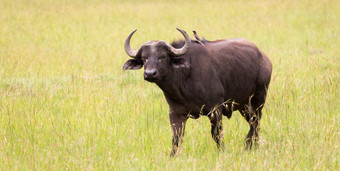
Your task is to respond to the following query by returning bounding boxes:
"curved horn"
[124,29,139,58]
[167,28,191,56]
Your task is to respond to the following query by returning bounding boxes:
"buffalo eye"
[158,52,168,63]
[141,53,149,63]
[142,56,148,63]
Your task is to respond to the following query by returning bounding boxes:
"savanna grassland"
[0,0,339,170]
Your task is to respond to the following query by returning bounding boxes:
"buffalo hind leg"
[169,112,187,158]
[242,107,262,150]
[240,106,261,149]
[242,88,267,149]
[209,107,225,151]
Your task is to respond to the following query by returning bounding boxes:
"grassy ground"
[0,0,339,170]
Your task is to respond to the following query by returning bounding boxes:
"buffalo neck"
[155,69,190,104]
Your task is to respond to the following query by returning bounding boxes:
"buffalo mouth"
[144,76,159,82]
[144,73,160,82]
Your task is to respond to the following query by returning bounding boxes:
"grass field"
[0,0,339,170]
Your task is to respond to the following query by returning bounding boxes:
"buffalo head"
[123,28,191,82]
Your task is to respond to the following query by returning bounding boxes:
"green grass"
[0,0,339,170]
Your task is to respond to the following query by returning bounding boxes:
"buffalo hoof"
[245,138,259,150]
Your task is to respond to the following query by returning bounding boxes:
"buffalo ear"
[171,58,190,68]
[123,59,144,70]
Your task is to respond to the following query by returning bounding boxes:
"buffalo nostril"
[144,69,157,77]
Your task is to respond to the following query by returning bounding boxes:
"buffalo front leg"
[169,112,187,157]
[209,108,225,151]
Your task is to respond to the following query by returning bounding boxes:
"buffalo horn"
[124,29,138,58]
[166,28,191,56]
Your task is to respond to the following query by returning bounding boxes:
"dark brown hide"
[123,30,272,157]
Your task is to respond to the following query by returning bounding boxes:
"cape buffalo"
[123,28,272,157]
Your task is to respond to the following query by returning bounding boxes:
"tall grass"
[0,0,339,170]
